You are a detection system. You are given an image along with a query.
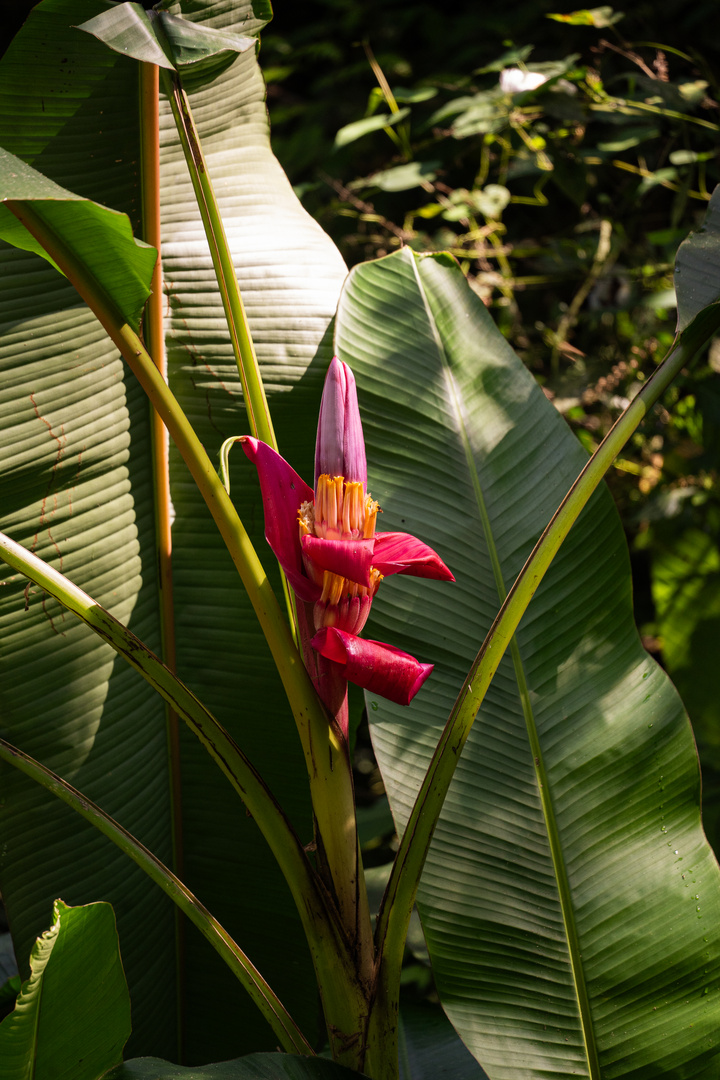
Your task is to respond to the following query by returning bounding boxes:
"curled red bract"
[311,628,434,707]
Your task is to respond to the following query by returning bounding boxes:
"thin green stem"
[591,96,720,132]
[0,738,314,1057]
[159,69,275,449]
[551,219,614,374]
[372,303,720,1037]
[159,67,299,642]
[362,40,412,161]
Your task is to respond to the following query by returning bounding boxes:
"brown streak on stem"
[174,77,204,173]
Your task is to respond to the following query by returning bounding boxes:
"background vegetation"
[255,0,720,854]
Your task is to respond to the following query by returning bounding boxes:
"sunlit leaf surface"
[335,247,720,1080]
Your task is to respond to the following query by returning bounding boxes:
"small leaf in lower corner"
[0,899,130,1080]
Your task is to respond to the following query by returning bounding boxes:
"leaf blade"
[0,900,130,1080]
[335,246,720,1079]
[77,4,257,71]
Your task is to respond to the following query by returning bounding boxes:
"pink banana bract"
[242,357,454,729]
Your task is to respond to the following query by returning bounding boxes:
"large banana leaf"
[334,248,720,1079]
[106,1053,362,1079]
[0,0,346,1064]
[0,0,175,1058]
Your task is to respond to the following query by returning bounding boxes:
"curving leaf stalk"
[0,738,315,1058]
[0,527,371,1065]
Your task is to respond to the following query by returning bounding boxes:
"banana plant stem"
[0,737,314,1057]
[368,304,720,1062]
[140,63,179,829]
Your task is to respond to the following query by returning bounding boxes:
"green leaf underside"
[399,1002,490,1080]
[335,247,720,1080]
[78,4,256,71]
[78,4,173,70]
[0,900,130,1080]
[0,147,156,332]
[157,11,255,66]
[675,185,720,333]
[0,0,346,1066]
[104,1053,361,1078]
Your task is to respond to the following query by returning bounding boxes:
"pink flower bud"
[314,356,367,488]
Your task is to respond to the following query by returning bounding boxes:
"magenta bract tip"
[314,357,367,488]
[310,628,434,706]
[372,532,456,581]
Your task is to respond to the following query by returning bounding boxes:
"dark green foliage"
[261,1,720,861]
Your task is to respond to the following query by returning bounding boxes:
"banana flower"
[242,357,453,730]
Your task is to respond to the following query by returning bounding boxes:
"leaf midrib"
[410,251,600,1080]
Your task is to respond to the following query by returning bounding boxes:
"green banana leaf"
[0,0,346,1065]
[78,3,257,71]
[0,900,130,1080]
[398,1003,488,1080]
[103,1053,362,1079]
[334,247,720,1079]
[0,147,156,329]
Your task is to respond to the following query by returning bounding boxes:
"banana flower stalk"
[242,357,453,735]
